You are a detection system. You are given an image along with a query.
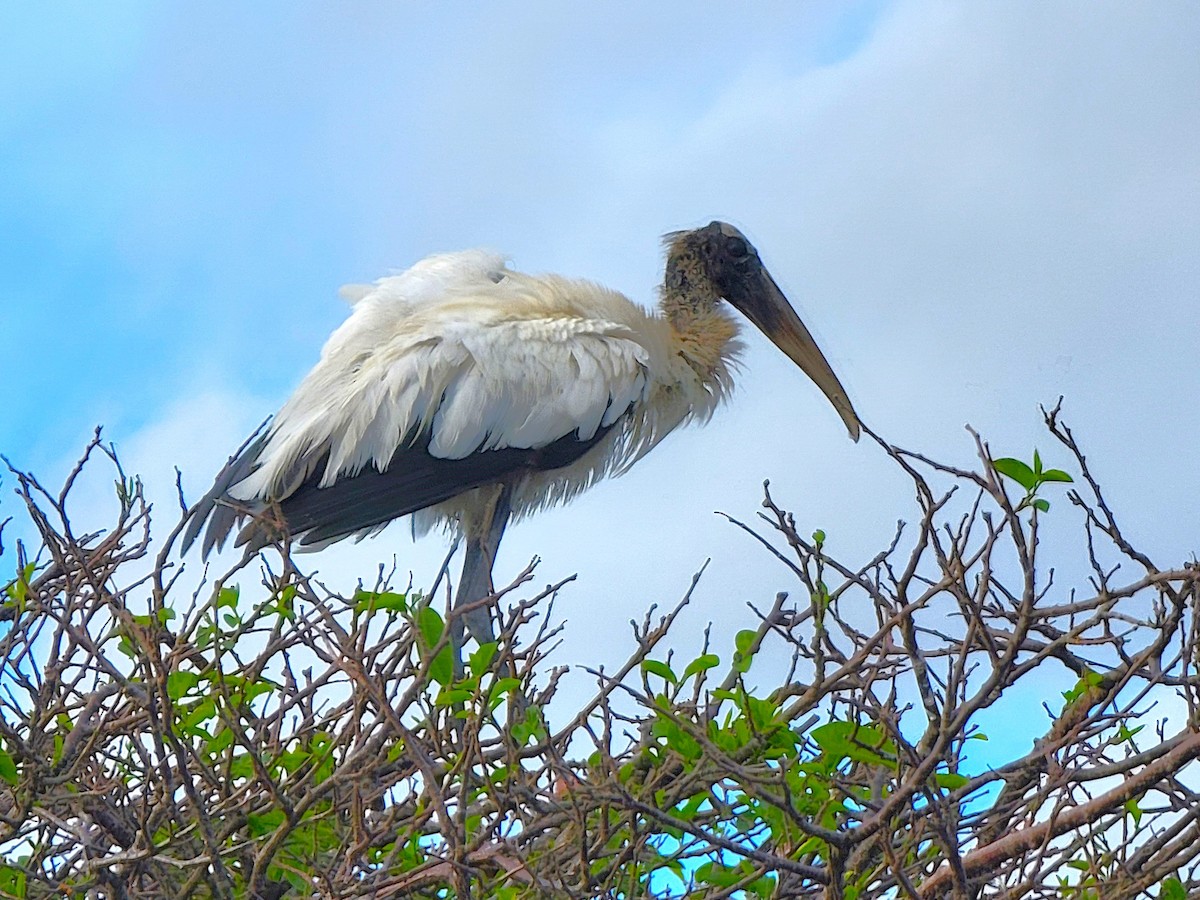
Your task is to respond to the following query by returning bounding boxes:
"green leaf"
[812,529,826,545]
[166,671,201,700]
[733,629,757,673]
[435,687,474,707]
[469,642,498,676]
[417,606,444,646]
[1039,468,1073,483]
[487,676,522,711]
[641,659,679,685]
[812,721,895,769]
[510,705,546,746]
[812,582,830,610]
[1124,795,1143,825]
[734,630,756,655]
[682,653,720,680]
[1033,448,1042,475]
[674,793,707,821]
[216,586,239,610]
[0,864,27,897]
[1062,669,1105,706]
[354,589,408,614]
[935,772,969,791]
[180,698,217,730]
[5,561,37,605]
[229,754,255,780]
[652,717,701,760]
[430,647,454,687]
[205,728,235,755]
[247,809,286,837]
[1116,723,1144,744]
[0,750,17,786]
[1159,876,1187,900]
[993,457,1037,490]
[710,688,740,705]
[1032,498,1050,513]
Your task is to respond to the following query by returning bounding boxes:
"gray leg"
[448,485,530,718]
[450,484,512,655]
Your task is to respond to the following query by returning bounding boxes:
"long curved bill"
[731,268,861,441]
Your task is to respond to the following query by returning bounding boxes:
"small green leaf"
[0,750,17,786]
[416,607,453,685]
[682,653,720,680]
[732,629,758,674]
[1124,795,1143,825]
[510,705,546,746]
[1159,876,1187,900]
[812,582,830,611]
[5,561,37,604]
[993,457,1037,490]
[1032,498,1050,513]
[180,698,217,730]
[488,676,522,710]
[229,754,255,780]
[417,606,444,646]
[166,671,201,700]
[216,586,239,610]
[935,772,969,791]
[205,728,235,755]
[0,864,27,897]
[354,589,408,614]
[435,687,474,707]
[247,810,285,837]
[1061,669,1105,706]
[1033,448,1043,475]
[1116,723,1144,744]
[429,646,454,686]
[641,659,679,685]
[734,630,756,655]
[812,529,825,545]
[469,642,498,676]
[1039,468,1073,483]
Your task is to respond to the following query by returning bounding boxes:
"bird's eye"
[725,236,748,259]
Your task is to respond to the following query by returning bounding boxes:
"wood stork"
[181,222,860,648]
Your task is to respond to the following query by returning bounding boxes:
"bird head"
[665,221,861,441]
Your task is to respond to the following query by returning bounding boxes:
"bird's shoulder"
[330,251,671,360]
[339,249,509,308]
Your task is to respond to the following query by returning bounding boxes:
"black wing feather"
[274,427,615,547]
[179,421,272,557]
[184,424,616,558]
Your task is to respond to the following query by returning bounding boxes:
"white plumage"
[183,222,859,647]
[226,249,733,540]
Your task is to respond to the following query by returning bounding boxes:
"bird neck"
[660,279,740,379]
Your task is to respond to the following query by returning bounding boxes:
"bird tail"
[179,419,272,559]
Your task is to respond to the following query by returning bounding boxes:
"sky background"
[3,2,1199,762]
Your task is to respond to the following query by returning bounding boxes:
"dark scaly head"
[663,221,861,441]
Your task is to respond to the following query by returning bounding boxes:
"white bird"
[182,222,861,647]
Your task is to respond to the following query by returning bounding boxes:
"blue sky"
[3,2,1199,763]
